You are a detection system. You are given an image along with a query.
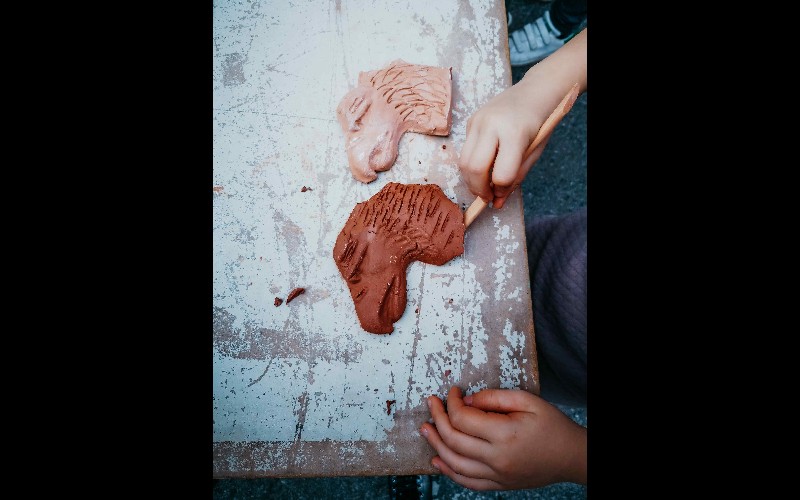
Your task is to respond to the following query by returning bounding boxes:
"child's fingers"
[431,456,502,491]
[424,393,493,460]
[489,135,526,208]
[490,182,519,210]
[491,130,553,209]
[419,422,496,480]
[435,387,510,443]
[458,132,497,203]
[463,388,541,414]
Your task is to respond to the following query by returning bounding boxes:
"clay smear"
[333,183,465,334]
[336,60,452,183]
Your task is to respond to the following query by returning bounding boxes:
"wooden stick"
[463,197,489,228]
[464,82,581,228]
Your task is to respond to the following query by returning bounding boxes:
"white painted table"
[213,0,538,477]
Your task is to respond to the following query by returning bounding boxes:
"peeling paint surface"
[213,0,537,477]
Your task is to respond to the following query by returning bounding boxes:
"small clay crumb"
[448,298,453,304]
[386,400,396,415]
[415,307,420,314]
[213,186,224,193]
[274,297,283,306]
[301,186,313,192]
[444,369,451,377]
[286,287,305,303]
[442,145,446,150]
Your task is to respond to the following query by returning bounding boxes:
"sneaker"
[509,10,564,67]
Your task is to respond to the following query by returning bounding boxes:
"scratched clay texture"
[213,0,537,477]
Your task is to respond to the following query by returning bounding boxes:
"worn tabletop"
[213,0,538,477]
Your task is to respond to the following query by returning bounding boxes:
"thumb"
[490,182,519,210]
[463,388,540,413]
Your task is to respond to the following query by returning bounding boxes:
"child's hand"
[458,79,556,210]
[458,28,587,210]
[420,386,587,491]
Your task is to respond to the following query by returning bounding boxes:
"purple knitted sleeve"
[526,208,587,407]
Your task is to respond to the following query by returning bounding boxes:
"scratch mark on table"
[247,357,274,387]
[293,392,309,442]
[247,111,338,122]
[406,263,426,409]
[289,391,311,467]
